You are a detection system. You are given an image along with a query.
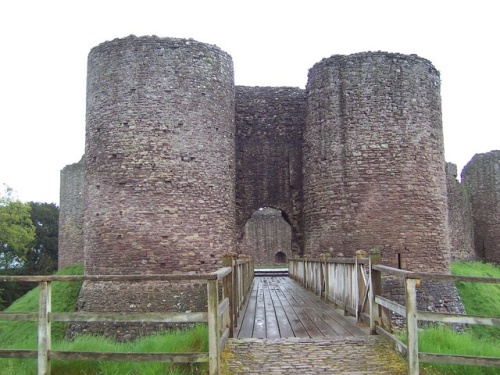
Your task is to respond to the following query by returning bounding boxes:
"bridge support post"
[207,278,220,375]
[222,254,235,337]
[369,249,382,334]
[355,250,367,322]
[406,276,420,375]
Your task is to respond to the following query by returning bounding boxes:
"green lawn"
[0,265,208,375]
[416,261,500,375]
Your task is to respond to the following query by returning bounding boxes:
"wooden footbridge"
[1,251,499,375]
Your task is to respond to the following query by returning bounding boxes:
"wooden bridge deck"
[235,276,367,339]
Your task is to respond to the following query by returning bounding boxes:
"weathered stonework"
[235,86,304,253]
[58,36,467,336]
[445,163,475,260]
[84,36,236,276]
[303,53,449,273]
[241,208,294,266]
[461,150,500,263]
[58,158,84,268]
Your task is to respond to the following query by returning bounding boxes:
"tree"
[0,185,36,270]
[23,202,59,275]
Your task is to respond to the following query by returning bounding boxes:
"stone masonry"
[58,36,473,333]
[58,158,84,268]
[461,150,500,263]
[445,162,475,260]
[303,53,449,272]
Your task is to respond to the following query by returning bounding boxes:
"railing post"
[406,276,420,375]
[323,253,331,301]
[356,250,367,322]
[207,278,220,375]
[38,281,51,375]
[222,254,234,337]
[369,249,382,335]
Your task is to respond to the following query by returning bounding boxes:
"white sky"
[0,0,498,205]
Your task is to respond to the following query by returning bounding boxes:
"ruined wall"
[303,52,450,272]
[445,163,475,260]
[242,207,293,266]
[461,150,500,263]
[58,158,84,268]
[235,86,304,253]
[71,36,236,334]
[84,36,235,276]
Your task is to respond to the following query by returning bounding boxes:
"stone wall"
[84,36,235,276]
[303,52,450,273]
[235,86,304,254]
[445,163,476,260]
[58,38,469,335]
[58,158,84,268]
[74,36,236,332]
[461,150,500,263]
[241,207,294,266]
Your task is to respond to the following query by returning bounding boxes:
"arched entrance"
[240,207,294,266]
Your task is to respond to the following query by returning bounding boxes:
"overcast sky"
[0,0,498,204]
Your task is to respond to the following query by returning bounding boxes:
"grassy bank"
[418,261,500,375]
[0,265,208,375]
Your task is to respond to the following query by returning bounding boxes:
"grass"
[0,265,209,375]
[415,261,500,375]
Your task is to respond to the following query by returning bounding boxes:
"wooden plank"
[0,274,216,282]
[418,311,500,326]
[268,279,294,338]
[252,278,267,338]
[273,278,309,337]
[406,277,420,375]
[281,280,342,337]
[0,349,37,359]
[38,281,51,375]
[419,352,500,367]
[50,351,208,363]
[375,295,406,317]
[262,278,281,339]
[279,278,323,337]
[50,312,208,323]
[237,280,257,338]
[282,278,364,336]
[207,279,219,375]
[0,312,38,321]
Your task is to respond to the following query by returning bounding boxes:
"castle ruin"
[57,36,500,333]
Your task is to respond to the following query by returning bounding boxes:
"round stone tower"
[84,36,235,276]
[75,36,235,338]
[303,52,450,273]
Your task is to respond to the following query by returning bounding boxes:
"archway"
[239,207,294,266]
[275,251,287,263]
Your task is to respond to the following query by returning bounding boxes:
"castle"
[57,36,499,331]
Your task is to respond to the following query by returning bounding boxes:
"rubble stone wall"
[462,150,500,263]
[445,163,476,260]
[58,158,84,268]
[303,52,450,273]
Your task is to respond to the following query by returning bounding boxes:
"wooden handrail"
[289,251,500,374]
[0,256,255,375]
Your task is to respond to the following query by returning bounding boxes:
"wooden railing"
[289,251,369,321]
[289,250,500,375]
[0,255,254,375]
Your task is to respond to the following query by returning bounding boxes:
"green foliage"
[23,202,59,275]
[0,199,59,309]
[0,185,36,270]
